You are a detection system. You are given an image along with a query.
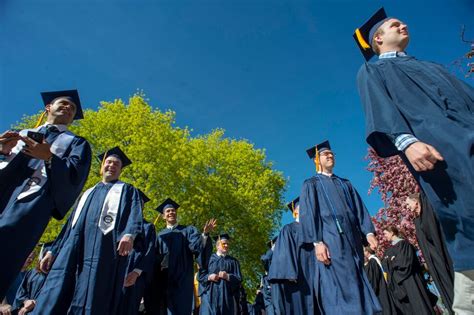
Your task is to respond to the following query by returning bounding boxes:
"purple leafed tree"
[366,148,421,257]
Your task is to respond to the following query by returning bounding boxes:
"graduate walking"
[299,140,382,315]
[33,147,143,315]
[0,90,91,299]
[268,197,317,315]
[198,234,242,315]
[355,8,474,313]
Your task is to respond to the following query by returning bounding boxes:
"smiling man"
[355,8,474,313]
[298,140,381,314]
[32,147,143,315]
[147,198,216,315]
[0,90,92,300]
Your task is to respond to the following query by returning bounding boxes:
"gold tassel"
[292,201,297,219]
[99,150,108,175]
[34,111,47,128]
[153,215,160,226]
[355,28,371,50]
[315,146,321,173]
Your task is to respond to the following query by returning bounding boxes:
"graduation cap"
[138,189,151,204]
[41,89,84,120]
[156,198,180,214]
[353,7,389,61]
[306,140,331,159]
[97,146,132,169]
[213,233,231,242]
[286,197,300,213]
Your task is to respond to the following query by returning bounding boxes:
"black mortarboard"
[138,189,151,204]
[306,140,332,159]
[41,89,84,120]
[286,197,300,213]
[156,198,180,214]
[353,7,389,61]
[97,146,132,168]
[213,233,231,242]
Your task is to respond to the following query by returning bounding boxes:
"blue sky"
[1,0,473,226]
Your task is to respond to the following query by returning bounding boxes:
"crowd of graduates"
[1,6,473,315]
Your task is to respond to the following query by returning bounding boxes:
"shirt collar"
[43,122,68,132]
[392,237,403,245]
[379,51,407,59]
[321,171,333,177]
[217,251,227,257]
[167,223,178,230]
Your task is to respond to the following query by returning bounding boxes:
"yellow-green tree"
[16,93,286,292]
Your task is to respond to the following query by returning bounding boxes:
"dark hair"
[364,246,375,255]
[384,225,399,237]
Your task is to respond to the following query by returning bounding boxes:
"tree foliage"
[16,93,287,292]
[366,148,420,257]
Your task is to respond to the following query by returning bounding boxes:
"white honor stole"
[369,254,384,272]
[72,181,125,235]
[0,125,75,200]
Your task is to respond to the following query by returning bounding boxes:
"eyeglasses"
[320,152,335,157]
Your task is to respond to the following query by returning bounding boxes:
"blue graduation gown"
[260,250,275,315]
[147,225,204,315]
[198,253,242,315]
[12,268,47,311]
[299,174,382,315]
[118,220,156,315]
[0,131,91,298]
[268,222,316,315]
[357,56,474,271]
[31,181,143,315]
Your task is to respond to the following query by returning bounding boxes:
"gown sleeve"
[47,136,92,219]
[299,179,323,243]
[268,224,299,281]
[357,63,413,158]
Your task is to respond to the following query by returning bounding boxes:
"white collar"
[379,51,407,59]
[217,251,227,257]
[43,122,68,132]
[320,171,333,177]
[167,223,178,229]
[392,237,403,245]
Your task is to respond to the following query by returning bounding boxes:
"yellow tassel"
[292,201,298,219]
[99,150,108,175]
[153,215,160,226]
[315,146,321,173]
[355,28,371,50]
[34,111,47,128]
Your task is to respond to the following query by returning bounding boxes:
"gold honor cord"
[34,111,47,128]
[315,146,321,173]
[355,28,371,50]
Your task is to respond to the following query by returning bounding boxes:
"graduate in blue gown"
[146,199,216,315]
[13,243,51,314]
[268,197,317,315]
[0,90,91,299]
[354,8,474,275]
[32,146,143,315]
[260,245,275,315]
[299,141,382,315]
[198,234,242,315]
[118,190,157,315]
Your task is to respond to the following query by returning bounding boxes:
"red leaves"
[366,149,422,260]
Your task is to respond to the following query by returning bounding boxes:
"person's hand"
[124,271,140,287]
[405,142,443,172]
[203,218,217,234]
[40,252,54,273]
[208,273,220,282]
[117,235,134,256]
[218,271,229,281]
[315,242,331,265]
[19,300,36,315]
[0,303,12,315]
[366,234,378,251]
[21,136,53,161]
[0,130,20,155]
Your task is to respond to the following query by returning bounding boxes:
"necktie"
[45,125,60,144]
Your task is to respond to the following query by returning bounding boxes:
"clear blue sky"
[1,0,473,226]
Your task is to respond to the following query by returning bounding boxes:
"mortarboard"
[138,189,151,204]
[213,233,231,242]
[353,7,389,61]
[306,140,332,159]
[286,197,300,213]
[41,89,84,120]
[156,198,180,214]
[97,146,132,168]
